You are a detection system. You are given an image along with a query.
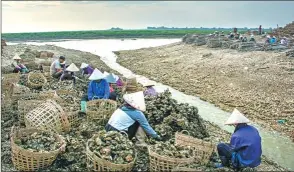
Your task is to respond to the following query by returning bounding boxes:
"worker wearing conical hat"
[60,63,79,84]
[215,109,262,169]
[80,63,94,77]
[142,81,158,97]
[12,54,29,73]
[105,73,118,101]
[105,91,161,146]
[80,68,109,113]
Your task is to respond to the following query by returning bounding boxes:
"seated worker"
[105,91,161,146]
[105,73,118,101]
[114,74,124,87]
[215,109,262,170]
[80,63,94,77]
[60,63,79,85]
[50,56,66,79]
[249,35,255,42]
[142,81,158,97]
[12,54,29,73]
[80,68,109,112]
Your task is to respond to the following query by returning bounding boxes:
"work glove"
[154,135,162,142]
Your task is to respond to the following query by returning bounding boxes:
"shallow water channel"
[17,39,293,170]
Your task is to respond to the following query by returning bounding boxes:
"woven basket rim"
[10,127,65,155]
[148,145,195,163]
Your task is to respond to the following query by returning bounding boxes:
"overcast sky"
[2,1,294,33]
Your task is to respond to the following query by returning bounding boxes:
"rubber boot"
[135,126,147,148]
[81,101,87,113]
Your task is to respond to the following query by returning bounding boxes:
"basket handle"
[181,130,190,136]
[120,131,128,138]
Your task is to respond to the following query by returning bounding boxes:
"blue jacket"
[108,106,158,138]
[230,124,262,168]
[87,79,110,100]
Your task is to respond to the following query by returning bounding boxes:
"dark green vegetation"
[2,29,251,41]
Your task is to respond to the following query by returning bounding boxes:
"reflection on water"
[16,39,293,170]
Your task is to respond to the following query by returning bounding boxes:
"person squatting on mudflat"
[80,68,110,112]
[80,63,94,77]
[12,54,29,73]
[50,56,66,79]
[105,91,162,147]
[215,109,262,170]
[104,73,118,101]
[60,63,79,85]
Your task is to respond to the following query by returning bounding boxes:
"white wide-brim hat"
[103,71,110,76]
[89,68,105,80]
[66,63,79,72]
[80,63,89,69]
[13,54,22,60]
[225,108,249,125]
[123,91,146,111]
[105,73,117,83]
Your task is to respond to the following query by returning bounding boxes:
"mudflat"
[117,42,294,140]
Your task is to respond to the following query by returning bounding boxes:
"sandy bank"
[117,42,294,140]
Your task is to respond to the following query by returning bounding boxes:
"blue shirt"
[230,124,262,168]
[108,106,158,138]
[87,79,110,100]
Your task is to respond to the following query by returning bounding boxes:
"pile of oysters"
[14,131,61,152]
[88,130,135,164]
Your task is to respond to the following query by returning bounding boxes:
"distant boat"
[121,39,124,41]
[131,38,137,40]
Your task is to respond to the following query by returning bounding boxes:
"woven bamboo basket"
[86,136,136,171]
[27,72,47,89]
[10,127,66,171]
[126,78,137,85]
[11,91,56,102]
[148,145,195,171]
[18,100,45,124]
[171,166,197,172]
[1,81,13,97]
[67,111,84,129]
[43,72,52,81]
[2,73,20,84]
[25,99,70,133]
[42,65,50,72]
[175,131,214,165]
[86,99,117,123]
[12,84,31,96]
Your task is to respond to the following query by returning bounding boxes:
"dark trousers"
[105,121,139,140]
[52,71,63,79]
[109,92,117,101]
[217,143,233,167]
[60,73,76,85]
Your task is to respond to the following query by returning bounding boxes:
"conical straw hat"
[225,108,249,125]
[105,74,117,83]
[13,54,21,60]
[80,63,89,69]
[66,63,79,72]
[112,74,119,81]
[89,68,105,80]
[103,71,109,77]
[123,91,146,111]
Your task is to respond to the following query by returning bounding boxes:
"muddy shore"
[1,44,287,171]
[117,42,294,140]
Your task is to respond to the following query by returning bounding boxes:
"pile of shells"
[58,94,76,104]
[150,141,194,158]
[77,120,105,139]
[88,130,135,164]
[14,131,61,152]
[145,90,209,140]
[30,77,44,86]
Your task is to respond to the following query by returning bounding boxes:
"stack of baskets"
[86,134,136,171]
[27,72,47,89]
[25,99,70,133]
[10,127,66,171]
[86,99,117,124]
